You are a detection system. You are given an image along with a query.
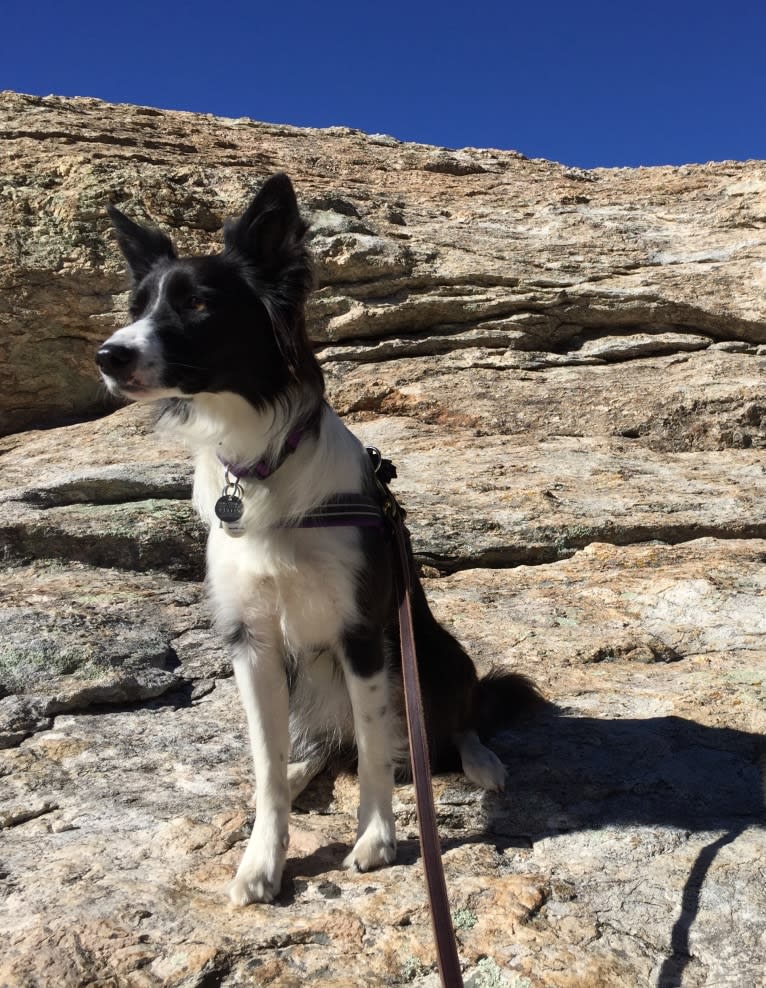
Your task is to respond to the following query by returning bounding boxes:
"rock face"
[1,92,765,987]
[2,91,766,435]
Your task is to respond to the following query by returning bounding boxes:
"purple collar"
[217,407,322,481]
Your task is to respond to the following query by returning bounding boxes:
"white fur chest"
[175,394,369,655]
[206,523,362,654]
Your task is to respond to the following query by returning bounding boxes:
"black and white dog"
[96,174,538,905]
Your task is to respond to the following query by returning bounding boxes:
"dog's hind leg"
[340,632,397,872]
[458,669,544,791]
[227,627,291,906]
[287,759,324,799]
[455,729,506,792]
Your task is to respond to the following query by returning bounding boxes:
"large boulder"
[1,91,764,986]
[1,90,765,434]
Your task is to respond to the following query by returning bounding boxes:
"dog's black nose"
[96,343,138,379]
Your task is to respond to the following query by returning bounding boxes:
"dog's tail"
[474,668,548,742]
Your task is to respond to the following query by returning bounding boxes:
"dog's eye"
[188,296,207,312]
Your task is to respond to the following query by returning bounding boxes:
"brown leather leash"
[388,496,465,988]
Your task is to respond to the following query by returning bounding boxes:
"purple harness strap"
[281,494,385,530]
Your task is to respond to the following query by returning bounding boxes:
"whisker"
[165,361,207,372]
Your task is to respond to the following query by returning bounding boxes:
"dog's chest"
[207,525,362,652]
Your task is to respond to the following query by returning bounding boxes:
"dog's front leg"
[228,632,290,906]
[341,632,397,872]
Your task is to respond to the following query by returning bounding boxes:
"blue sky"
[2,1,765,168]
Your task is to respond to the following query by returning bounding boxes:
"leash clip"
[366,446,405,523]
[366,445,398,484]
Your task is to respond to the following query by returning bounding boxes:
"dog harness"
[283,446,398,530]
[214,413,393,535]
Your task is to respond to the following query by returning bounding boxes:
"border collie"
[96,174,538,905]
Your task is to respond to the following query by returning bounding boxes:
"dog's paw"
[227,869,280,906]
[228,848,286,906]
[459,733,507,792]
[344,829,397,873]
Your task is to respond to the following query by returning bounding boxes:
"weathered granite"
[1,540,764,986]
[4,349,766,578]
[1,90,765,988]
[2,90,766,433]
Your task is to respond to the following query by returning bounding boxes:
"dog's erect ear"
[224,174,317,384]
[223,173,309,278]
[107,205,177,282]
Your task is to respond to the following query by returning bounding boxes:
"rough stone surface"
[1,91,765,987]
[2,90,766,433]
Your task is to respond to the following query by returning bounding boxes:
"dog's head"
[96,173,322,410]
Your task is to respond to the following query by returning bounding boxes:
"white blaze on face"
[99,273,183,399]
[99,316,165,392]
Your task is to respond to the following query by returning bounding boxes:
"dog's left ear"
[223,173,310,284]
[224,174,316,379]
[107,205,177,282]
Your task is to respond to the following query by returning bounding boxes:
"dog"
[96,173,539,905]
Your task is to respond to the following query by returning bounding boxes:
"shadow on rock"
[484,711,765,988]
[488,710,764,837]
[247,707,764,984]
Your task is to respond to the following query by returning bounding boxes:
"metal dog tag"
[215,479,246,536]
[215,494,244,523]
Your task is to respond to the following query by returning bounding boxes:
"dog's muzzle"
[96,342,139,385]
